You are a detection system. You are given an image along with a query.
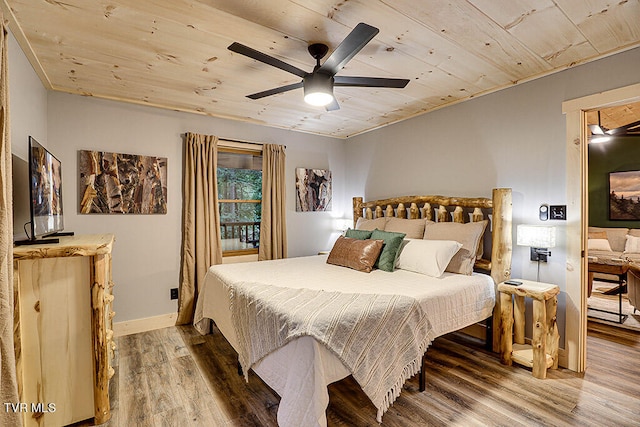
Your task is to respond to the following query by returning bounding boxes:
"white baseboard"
[113,312,177,337]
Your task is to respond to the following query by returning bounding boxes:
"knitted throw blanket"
[230,282,434,422]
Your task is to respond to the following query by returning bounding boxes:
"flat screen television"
[15,137,68,245]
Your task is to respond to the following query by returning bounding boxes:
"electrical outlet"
[170,288,178,300]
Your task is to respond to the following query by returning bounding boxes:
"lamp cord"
[23,221,32,240]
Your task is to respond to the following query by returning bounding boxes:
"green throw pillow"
[370,229,406,272]
[345,228,373,240]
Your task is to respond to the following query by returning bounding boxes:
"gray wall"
[7,32,47,160]
[345,46,640,345]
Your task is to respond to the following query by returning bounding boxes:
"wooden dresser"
[13,234,116,426]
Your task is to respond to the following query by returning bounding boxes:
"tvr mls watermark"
[4,403,56,413]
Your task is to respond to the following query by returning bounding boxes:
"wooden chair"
[628,264,640,314]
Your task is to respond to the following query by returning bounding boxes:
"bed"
[194,188,512,426]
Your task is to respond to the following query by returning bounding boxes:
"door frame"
[563,82,640,372]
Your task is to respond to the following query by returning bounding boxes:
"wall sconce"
[517,224,556,261]
[517,224,556,281]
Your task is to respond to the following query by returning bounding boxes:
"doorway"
[585,103,640,330]
[563,83,640,372]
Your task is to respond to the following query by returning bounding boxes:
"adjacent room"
[1,1,639,426]
[586,103,640,331]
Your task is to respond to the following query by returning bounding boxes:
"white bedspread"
[194,255,495,426]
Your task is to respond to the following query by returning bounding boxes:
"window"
[217,148,262,256]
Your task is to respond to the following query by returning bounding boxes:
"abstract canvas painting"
[79,150,167,214]
[609,170,640,220]
[295,168,332,212]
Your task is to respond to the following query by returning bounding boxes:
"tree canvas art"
[79,150,167,214]
[295,168,332,212]
[609,170,640,220]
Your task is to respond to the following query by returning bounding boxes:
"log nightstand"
[498,280,560,379]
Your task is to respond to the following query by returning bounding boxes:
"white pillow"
[395,239,463,277]
[588,238,612,251]
[624,235,640,253]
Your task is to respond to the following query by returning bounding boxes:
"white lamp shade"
[304,91,333,106]
[517,224,556,248]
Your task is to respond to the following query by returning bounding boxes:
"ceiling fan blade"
[247,81,304,100]
[588,124,605,135]
[334,76,410,88]
[325,98,340,111]
[228,42,308,78]
[318,23,379,76]
[607,120,640,136]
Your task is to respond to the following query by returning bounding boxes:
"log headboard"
[353,188,513,352]
[352,188,513,285]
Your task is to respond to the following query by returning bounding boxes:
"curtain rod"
[219,137,262,144]
[219,137,286,149]
[181,134,286,149]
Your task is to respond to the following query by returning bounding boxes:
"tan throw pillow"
[588,231,608,240]
[355,216,387,231]
[588,227,628,252]
[423,220,488,275]
[326,236,384,273]
[385,217,427,239]
[624,235,640,254]
[588,238,612,251]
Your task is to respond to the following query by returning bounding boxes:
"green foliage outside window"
[217,167,262,223]
[217,150,263,251]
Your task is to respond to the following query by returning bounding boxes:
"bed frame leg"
[485,315,494,351]
[419,354,426,392]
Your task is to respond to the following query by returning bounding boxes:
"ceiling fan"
[228,22,410,111]
[589,111,640,143]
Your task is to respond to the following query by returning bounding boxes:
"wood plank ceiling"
[2,0,640,138]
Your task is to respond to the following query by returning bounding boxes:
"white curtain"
[177,132,223,325]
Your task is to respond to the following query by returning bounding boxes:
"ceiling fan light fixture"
[304,91,333,106]
[589,134,612,144]
[304,74,334,107]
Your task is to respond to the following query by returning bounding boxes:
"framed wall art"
[295,168,332,212]
[609,170,640,220]
[79,150,167,214]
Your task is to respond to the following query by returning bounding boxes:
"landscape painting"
[609,170,640,220]
[295,168,332,212]
[79,150,167,214]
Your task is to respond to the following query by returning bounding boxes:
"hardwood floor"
[96,322,640,427]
